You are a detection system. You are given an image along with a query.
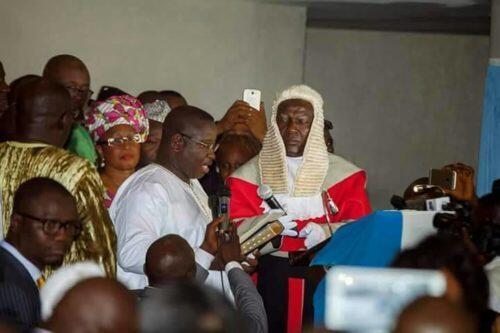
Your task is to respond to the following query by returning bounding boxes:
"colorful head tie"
[85,94,149,142]
[144,99,171,123]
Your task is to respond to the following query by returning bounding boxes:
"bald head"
[159,90,187,109]
[43,54,91,117]
[394,297,476,333]
[137,90,165,105]
[162,105,214,140]
[45,277,138,333]
[15,78,73,147]
[43,54,88,80]
[145,234,196,287]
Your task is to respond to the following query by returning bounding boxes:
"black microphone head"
[258,184,273,200]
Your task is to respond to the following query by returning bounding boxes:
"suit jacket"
[0,247,41,331]
[198,264,268,333]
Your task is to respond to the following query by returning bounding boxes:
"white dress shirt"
[110,164,219,290]
[0,240,41,282]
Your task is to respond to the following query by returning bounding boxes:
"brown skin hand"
[276,99,314,157]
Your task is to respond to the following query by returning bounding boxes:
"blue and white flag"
[311,210,437,325]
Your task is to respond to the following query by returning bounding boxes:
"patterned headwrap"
[144,99,171,123]
[85,95,149,142]
[259,85,329,197]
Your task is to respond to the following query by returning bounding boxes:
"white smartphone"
[243,89,261,110]
[325,266,446,332]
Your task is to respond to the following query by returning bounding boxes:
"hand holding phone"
[429,169,457,191]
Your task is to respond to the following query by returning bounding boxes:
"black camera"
[433,201,500,259]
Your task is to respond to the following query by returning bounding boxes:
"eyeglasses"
[97,133,144,147]
[179,132,219,152]
[15,211,82,237]
[65,86,94,99]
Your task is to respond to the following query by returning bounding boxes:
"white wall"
[304,28,489,209]
[0,0,306,119]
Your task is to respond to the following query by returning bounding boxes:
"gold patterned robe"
[0,141,116,277]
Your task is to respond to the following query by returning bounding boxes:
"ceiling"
[265,0,491,34]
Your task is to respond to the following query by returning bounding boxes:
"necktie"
[36,275,46,289]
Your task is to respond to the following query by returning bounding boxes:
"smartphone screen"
[325,267,446,332]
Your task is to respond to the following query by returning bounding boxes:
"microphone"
[258,185,286,214]
[217,186,231,232]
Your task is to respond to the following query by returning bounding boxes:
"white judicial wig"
[259,84,329,197]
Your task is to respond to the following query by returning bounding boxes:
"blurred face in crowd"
[10,187,79,269]
[97,124,142,172]
[216,141,256,181]
[51,63,91,119]
[178,121,217,180]
[140,120,162,167]
[165,95,187,110]
[276,99,314,157]
[0,62,10,118]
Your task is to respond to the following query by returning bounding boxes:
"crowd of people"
[0,54,498,333]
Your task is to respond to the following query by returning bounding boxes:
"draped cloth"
[0,141,116,277]
[478,62,500,196]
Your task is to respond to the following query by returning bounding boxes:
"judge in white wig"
[227,84,372,332]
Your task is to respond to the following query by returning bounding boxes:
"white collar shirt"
[0,240,41,282]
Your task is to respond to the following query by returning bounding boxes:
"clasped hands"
[275,212,327,249]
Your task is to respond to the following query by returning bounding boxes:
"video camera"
[433,201,500,260]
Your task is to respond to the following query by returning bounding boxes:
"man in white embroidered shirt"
[110,106,224,290]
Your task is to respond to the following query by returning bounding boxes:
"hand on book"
[278,215,298,237]
[218,224,244,265]
[242,250,260,274]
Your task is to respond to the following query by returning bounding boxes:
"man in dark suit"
[0,177,80,331]
[139,228,268,333]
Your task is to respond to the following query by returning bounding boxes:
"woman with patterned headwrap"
[85,95,149,208]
